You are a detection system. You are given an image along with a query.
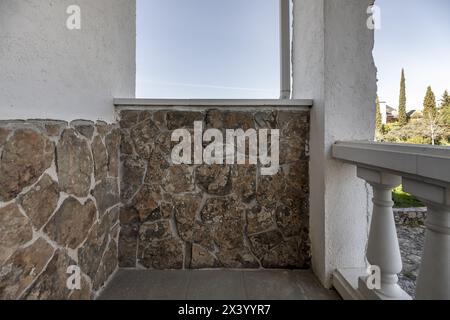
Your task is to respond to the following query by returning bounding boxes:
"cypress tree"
[375,96,383,133]
[398,69,407,126]
[423,86,437,120]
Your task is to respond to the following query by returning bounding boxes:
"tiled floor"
[98,269,340,300]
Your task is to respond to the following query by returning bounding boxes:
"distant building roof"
[385,106,417,119]
[406,110,416,117]
[410,110,423,119]
[386,105,396,113]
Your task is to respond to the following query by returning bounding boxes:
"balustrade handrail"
[333,141,450,184]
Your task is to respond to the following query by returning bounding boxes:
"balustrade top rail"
[333,141,450,185]
[114,98,313,110]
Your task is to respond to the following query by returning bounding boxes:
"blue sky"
[136,0,279,99]
[137,0,450,108]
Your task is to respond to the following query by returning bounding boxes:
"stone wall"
[394,208,427,228]
[0,120,120,299]
[394,208,427,298]
[118,108,311,269]
[0,107,311,300]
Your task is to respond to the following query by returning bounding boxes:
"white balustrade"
[402,178,450,300]
[356,167,410,300]
[332,141,450,300]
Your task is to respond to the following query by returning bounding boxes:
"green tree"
[440,90,450,109]
[376,96,383,133]
[441,106,450,127]
[398,69,407,126]
[423,86,437,119]
[438,90,450,128]
[423,86,439,145]
[383,120,446,145]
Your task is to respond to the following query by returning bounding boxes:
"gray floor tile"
[243,270,307,300]
[98,269,189,300]
[185,270,246,300]
[143,270,190,300]
[98,269,150,300]
[290,270,340,300]
[97,269,340,300]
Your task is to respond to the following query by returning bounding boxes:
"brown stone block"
[132,184,162,222]
[105,128,121,177]
[44,197,96,249]
[206,110,254,130]
[0,129,54,201]
[120,155,146,201]
[119,111,141,129]
[138,236,184,269]
[191,244,221,269]
[231,164,256,203]
[93,240,118,291]
[19,174,59,230]
[195,165,231,196]
[78,218,110,279]
[92,178,120,217]
[0,127,11,145]
[0,238,54,299]
[167,111,204,130]
[0,203,33,265]
[71,120,95,139]
[118,223,139,268]
[162,165,194,193]
[57,129,93,197]
[92,135,108,181]
[130,118,159,158]
[22,250,75,300]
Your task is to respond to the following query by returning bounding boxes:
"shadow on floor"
[98,269,340,300]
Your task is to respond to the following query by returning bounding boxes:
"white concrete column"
[357,167,410,300]
[292,0,377,287]
[403,179,450,300]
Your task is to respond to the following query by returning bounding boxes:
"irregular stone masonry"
[118,109,311,270]
[0,120,120,300]
[0,107,311,300]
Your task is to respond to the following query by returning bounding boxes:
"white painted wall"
[292,0,376,287]
[0,0,136,122]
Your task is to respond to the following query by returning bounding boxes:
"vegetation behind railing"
[393,186,424,208]
[375,70,450,146]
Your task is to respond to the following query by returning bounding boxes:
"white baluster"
[403,178,450,300]
[357,167,411,300]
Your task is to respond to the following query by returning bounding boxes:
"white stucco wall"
[0,0,136,122]
[293,0,376,287]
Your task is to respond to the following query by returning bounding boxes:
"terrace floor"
[97,269,340,300]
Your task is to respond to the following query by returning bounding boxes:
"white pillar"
[292,0,377,288]
[357,167,411,300]
[403,179,450,300]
